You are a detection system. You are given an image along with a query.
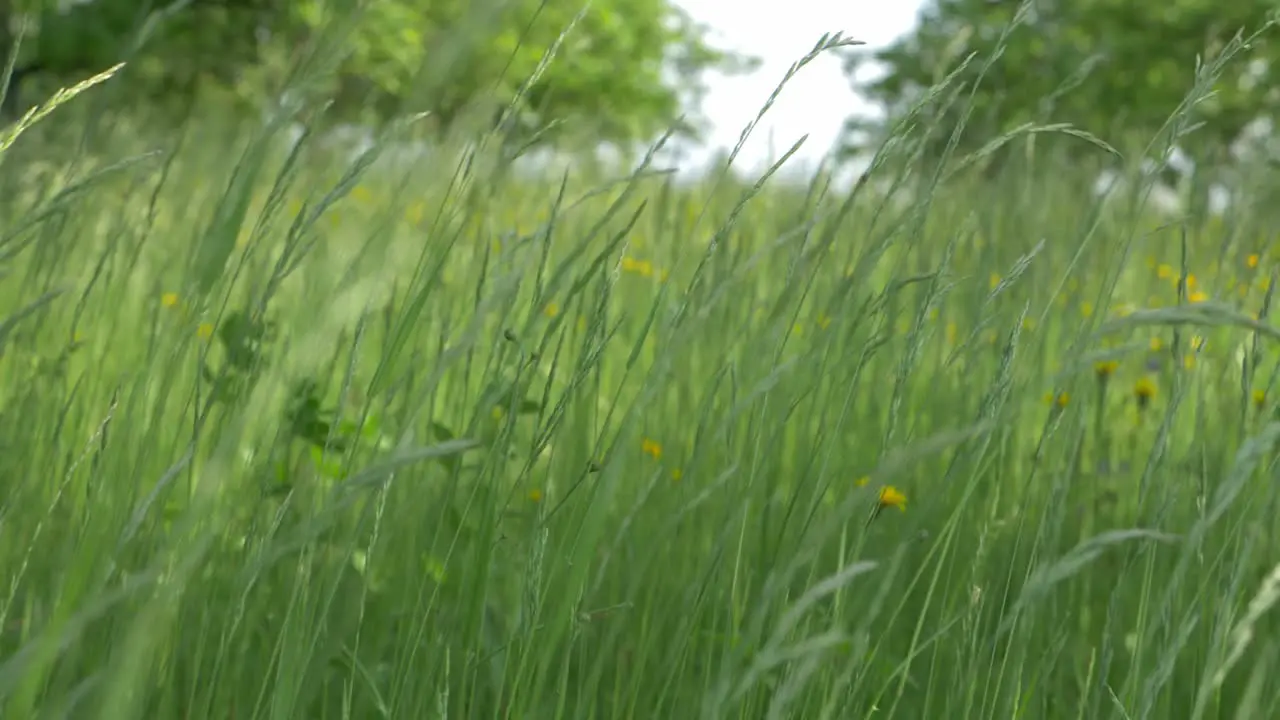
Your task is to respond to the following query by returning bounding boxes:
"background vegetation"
[2,0,750,144]
[3,1,1280,719]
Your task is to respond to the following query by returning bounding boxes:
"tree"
[839,0,1280,177]
[1,0,751,148]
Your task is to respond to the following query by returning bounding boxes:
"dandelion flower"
[1248,254,1260,269]
[161,292,180,308]
[1188,290,1209,304]
[196,323,214,340]
[641,438,662,461]
[1157,264,1174,279]
[1044,391,1069,409]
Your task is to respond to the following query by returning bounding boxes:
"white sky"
[674,0,923,174]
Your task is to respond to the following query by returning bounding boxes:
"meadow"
[4,64,1280,720]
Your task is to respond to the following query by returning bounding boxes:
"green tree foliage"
[840,0,1280,172]
[1,0,749,145]
[294,0,751,142]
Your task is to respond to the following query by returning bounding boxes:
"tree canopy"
[1,0,751,146]
[840,0,1280,173]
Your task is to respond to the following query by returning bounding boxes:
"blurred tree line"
[841,0,1280,185]
[0,0,753,145]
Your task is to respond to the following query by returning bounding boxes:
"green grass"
[6,46,1280,720]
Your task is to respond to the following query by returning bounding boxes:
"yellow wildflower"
[543,302,560,318]
[877,486,907,512]
[1254,389,1267,409]
[641,438,662,460]
[1157,264,1174,279]
[621,256,654,278]
[1094,360,1119,379]
[1080,301,1094,318]
[196,323,215,340]
[528,488,544,503]
[1044,391,1069,409]
[1188,290,1208,304]
[1134,377,1156,409]
[1248,253,1260,269]
[855,475,870,488]
[161,292,180,308]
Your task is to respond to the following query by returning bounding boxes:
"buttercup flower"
[1134,377,1156,410]
[877,486,907,512]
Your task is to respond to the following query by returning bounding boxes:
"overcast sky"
[673,0,923,173]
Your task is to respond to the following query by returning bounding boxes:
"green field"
[4,68,1280,720]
